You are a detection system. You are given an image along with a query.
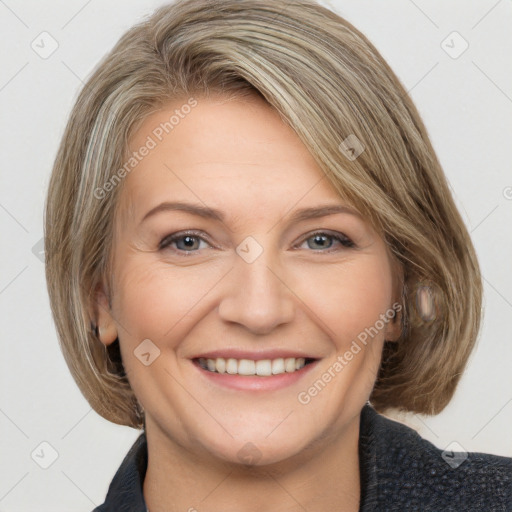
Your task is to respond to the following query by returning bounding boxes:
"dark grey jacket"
[92,404,512,511]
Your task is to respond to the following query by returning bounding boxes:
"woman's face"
[96,94,401,465]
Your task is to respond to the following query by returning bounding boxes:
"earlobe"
[91,282,118,346]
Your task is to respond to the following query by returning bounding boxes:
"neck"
[143,414,361,512]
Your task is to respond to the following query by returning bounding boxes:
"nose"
[217,243,295,335]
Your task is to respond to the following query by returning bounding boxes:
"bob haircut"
[45,0,482,429]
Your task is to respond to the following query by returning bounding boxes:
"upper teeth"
[198,357,307,376]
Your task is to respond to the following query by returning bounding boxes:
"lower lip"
[192,359,319,391]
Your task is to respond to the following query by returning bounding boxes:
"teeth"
[216,358,226,374]
[271,358,285,374]
[239,359,256,375]
[198,357,308,376]
[256,359,271,376]
[285,357,296,373]
[226,358,238,374]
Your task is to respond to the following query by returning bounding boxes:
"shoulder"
[359,404,512,511]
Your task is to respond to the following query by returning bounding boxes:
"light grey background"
[1,0,511,510]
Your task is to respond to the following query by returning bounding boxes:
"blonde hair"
[45,0,482,428]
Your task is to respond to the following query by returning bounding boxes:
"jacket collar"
[93,428,148,511]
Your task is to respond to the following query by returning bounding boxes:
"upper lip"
[191,349,319,361]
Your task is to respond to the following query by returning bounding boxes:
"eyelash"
[158,229,356,256]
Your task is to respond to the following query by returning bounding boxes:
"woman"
[44,0,511,510]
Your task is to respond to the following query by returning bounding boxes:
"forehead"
[116,95,351,226]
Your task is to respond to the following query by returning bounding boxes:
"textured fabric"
[358,406,512,511]
[92,404,512,511]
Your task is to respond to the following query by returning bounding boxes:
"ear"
[91,281,118,346]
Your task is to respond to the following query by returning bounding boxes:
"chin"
[211,428,319,468]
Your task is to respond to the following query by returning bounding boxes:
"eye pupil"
[310,234,332,249]
[176,235,197,249]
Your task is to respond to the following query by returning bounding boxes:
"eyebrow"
[140,201,361,225]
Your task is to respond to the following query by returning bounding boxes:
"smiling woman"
[43,0,511,511]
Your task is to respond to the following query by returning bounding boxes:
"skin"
[94,93,402,512]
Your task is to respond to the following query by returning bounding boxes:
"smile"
[196,356,316,376]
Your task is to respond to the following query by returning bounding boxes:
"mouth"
[190,353,320,392]
[194,356,317,376]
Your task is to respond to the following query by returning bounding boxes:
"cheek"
[112,256,220,343]
[303,254,394,346]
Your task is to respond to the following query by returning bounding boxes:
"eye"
[296,231,356,252]
[159,230,211,254]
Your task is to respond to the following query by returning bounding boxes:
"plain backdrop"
[1,0,511,510]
